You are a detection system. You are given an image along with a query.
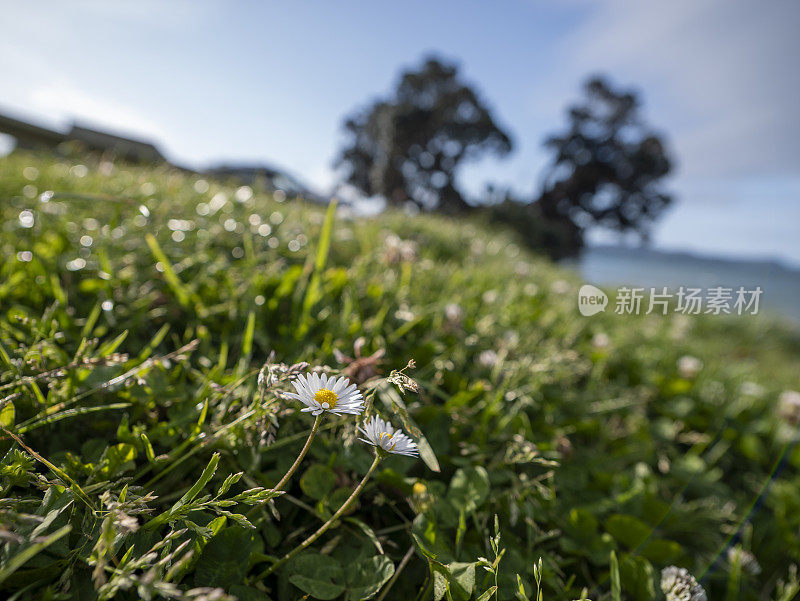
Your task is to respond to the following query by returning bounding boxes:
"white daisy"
[286,372,364,416]
[358,416,418,457]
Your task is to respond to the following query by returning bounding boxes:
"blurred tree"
[537,76,673,248]
[335,57,512,213]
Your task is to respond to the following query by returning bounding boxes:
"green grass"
[1,151,800,601]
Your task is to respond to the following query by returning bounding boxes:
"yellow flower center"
[314,388,338,410]
[412,482,427,495]
[378,431,396,450]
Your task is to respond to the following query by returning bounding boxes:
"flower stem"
[257,453,382,579]
[248,414,322,518]
[273,414,322,491]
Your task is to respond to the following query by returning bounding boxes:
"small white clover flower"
[677,355,703,379]
[778,390,800,425]
[661,566,707,601]
[727,546,762,576]
[359,416,418,457]
[477,349,499,368]
[286,372,364,417]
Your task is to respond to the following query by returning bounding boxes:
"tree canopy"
[335,57,512,213]
[537,76,673,243]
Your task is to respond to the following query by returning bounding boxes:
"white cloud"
[556,0,800,178]
[26,82,168,144]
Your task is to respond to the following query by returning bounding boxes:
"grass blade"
[0,525,72,586]
[298,198,337,335]
[146,233,197,310]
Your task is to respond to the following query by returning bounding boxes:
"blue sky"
[2,0,799,266]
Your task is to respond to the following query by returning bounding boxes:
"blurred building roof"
[0,111,328,202]
[67,123,166,163]
[0,112,67,149]
[204,163,327,203]
[0,111,166,163]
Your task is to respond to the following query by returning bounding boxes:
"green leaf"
[146,233,192,308]
[344,554,395,601]
[0,401,15,429]
[299,198,338,335]
[237,310,256,375]
[345,518,384,554]
[80,302,102,338]
[620,555,656,601]
[412,533,438,561]
[605,514,652,548]
[99,443,137,478]
[97,330,128,357]
[476,587,498,601]
[181,452,220,505]
[146,452,221,530]
[641,539,683,564]
[300,464,337,500]
[217,472,243,497]
[288,553,345,600]
[140,432,156,463]
[447,466,490,512]
[567,508,599,541]
[229,585,272,601]
[0,524,72,586]
[447,562,476,601]
[194,527,256,588]
[432,561,450,601]
[137,323,170,360]
[610,551,621,601]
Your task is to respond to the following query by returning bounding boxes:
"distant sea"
[564,246,800,323]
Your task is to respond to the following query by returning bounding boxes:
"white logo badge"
[578,284,608,316]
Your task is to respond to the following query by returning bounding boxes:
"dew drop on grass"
[210,193,227,213]
[19,210,34,228]
[66,258,86,271]
[236,186,253,202]
[70,164,88,178]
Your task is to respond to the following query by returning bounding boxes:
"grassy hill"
[1,151,799,601]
